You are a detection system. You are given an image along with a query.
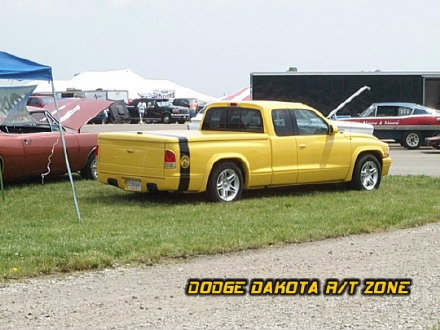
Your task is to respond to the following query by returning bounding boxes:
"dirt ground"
[1,222,439,330]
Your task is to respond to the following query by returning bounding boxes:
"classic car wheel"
[162,113,171,124]
[402,131,422,149]
[80,151,98,180]
[351,154,381,191]
[207,162,243,202]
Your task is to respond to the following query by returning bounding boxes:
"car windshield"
[359,105,375,117]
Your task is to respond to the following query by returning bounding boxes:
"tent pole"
[0,164,4,201]
[51,82,82,221]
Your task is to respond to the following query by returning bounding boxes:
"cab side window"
[294,109,329,135]
[272,109,294,136]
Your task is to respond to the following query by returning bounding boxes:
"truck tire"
[162,113,171,124]
[207,162,243,202]
[80,151,98,180]
[402,131,422,149]
[351,154,381,191]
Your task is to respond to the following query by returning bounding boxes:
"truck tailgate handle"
[299,144,306,149]
[126,149,135,153]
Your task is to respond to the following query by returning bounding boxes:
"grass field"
[0,175,439,280]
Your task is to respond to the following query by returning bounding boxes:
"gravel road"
[1,222,439,330]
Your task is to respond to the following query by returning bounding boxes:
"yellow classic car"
[97,101,391,202]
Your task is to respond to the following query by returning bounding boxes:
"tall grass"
[0,175,438,280]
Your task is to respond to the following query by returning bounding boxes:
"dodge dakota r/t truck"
[97,101,392,202]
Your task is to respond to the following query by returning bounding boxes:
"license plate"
[127,179,141,191]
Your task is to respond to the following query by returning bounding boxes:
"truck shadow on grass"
[90,183,351,206]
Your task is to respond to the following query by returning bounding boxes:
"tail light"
[164,150,176,169]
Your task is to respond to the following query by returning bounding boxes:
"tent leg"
[0,165,4,202]
[51,82,82,220]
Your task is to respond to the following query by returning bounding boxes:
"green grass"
[0,175,439,280]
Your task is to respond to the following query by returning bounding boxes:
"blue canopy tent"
[0,51,81,220]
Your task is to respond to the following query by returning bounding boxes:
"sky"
[1,0,439,98]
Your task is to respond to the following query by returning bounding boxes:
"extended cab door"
[270,109,299,185]
[292,109,351,183]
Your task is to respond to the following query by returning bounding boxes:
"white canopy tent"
[31,69,217,101]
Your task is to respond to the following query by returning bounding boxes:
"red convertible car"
[0,98,113,182]
[339,102,440,149]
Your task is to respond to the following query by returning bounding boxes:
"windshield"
[359,105,375,117]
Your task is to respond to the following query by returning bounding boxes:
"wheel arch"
[84,147,97,168]
[346,148,384,181]
[201,154,250,191]
[80,147,98,180]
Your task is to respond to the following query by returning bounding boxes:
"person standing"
[189,99,199,118]
[137,101,146,124]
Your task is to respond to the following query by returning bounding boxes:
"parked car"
[339,102,440,149]
[187,107,205,130]
[0,99,112,182]
[127,98,189,124]
[87,101,130,124]
[26,94,54,108]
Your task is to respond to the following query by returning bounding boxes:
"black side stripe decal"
[178,137,190,191]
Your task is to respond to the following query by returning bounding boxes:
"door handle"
[299,144,306,149]
[24,139,32,145]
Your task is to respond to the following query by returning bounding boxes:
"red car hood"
[43,98,114,131]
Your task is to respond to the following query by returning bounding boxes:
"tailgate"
[98,133,167,178]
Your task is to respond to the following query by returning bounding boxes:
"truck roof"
[208,100,314,110]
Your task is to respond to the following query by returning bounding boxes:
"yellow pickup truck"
[97,101,391,202]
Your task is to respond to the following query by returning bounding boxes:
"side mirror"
[329,124,339,135]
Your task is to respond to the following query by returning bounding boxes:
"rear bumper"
[99,173,181,193]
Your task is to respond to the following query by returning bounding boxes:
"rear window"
[202,107,264,133]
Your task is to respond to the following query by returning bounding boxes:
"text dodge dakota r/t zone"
[97,100,392,202]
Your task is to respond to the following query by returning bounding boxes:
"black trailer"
[251,72,440,116]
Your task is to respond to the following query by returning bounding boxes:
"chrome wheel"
[351,154,381,191]
[216,169,240,202]
[207,162,244,202]
[360,160,379,191]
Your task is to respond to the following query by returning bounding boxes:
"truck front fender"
[346,146,388,181]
